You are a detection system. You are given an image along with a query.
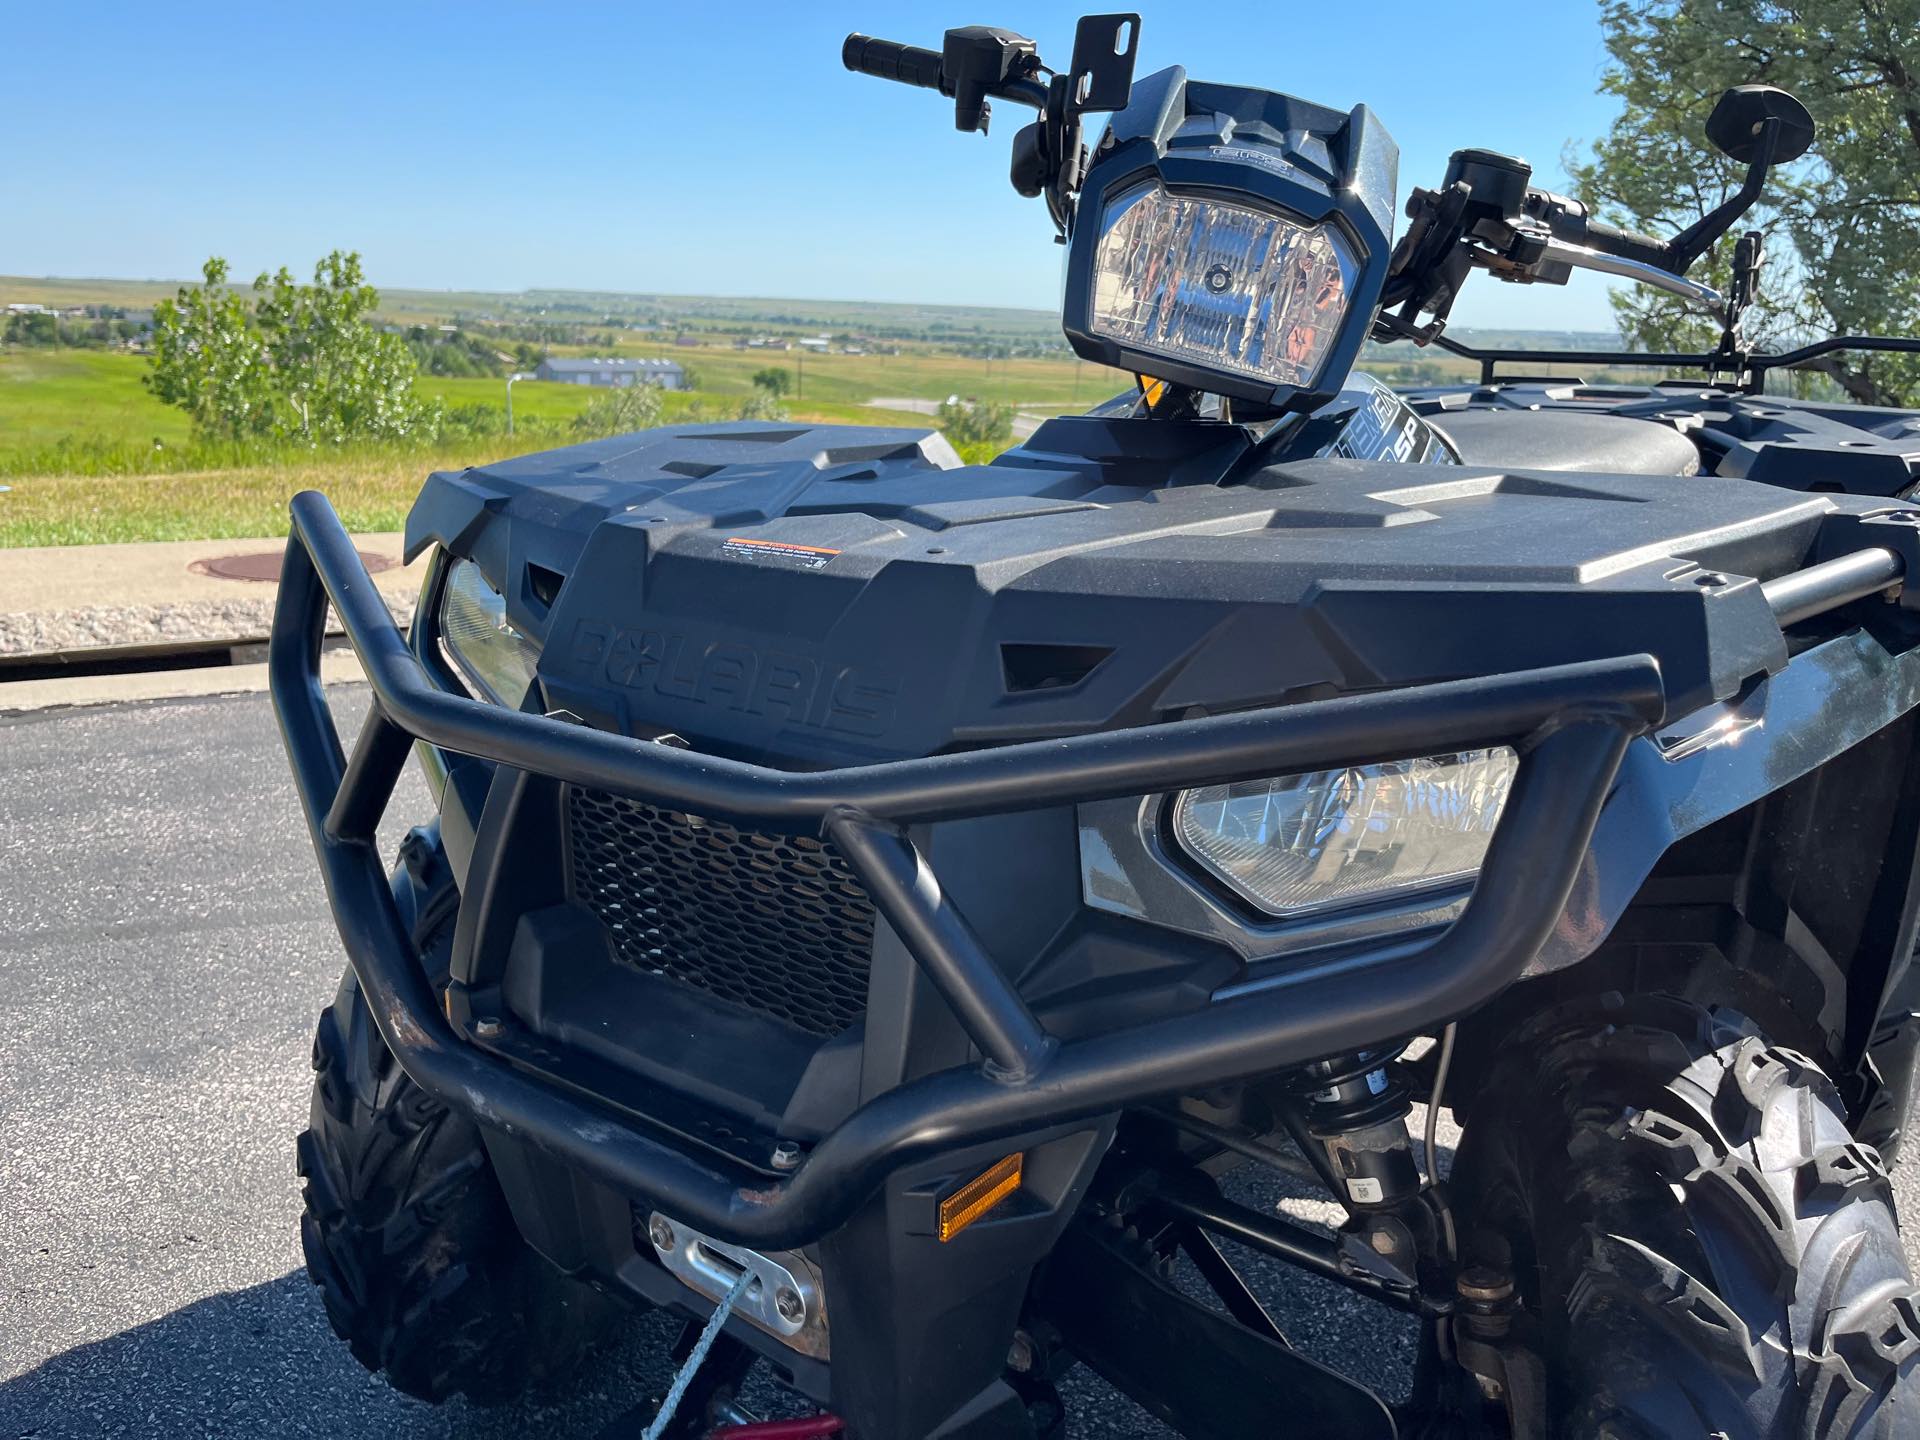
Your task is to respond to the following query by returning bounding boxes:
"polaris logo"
[566,620,898,738]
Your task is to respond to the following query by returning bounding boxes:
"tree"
[571,379,664,436]
[3,312,58,347]
[735,388,788,421]
[751,366,791,397]
[146,251,437,442]
[1571,0,1920,405]
[937,396,1014,449]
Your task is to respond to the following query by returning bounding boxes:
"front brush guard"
[270,489,1659,1251]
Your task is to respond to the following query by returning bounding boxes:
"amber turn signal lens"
[937,1153,1024,1242]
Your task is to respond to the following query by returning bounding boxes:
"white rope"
[642,1271,753,1440]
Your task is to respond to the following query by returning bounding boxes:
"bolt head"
[1456,1263,1515,1305]
[1006,1331,1036,1373]
[771,1142,802,1171]
[648,1217,675,1252]
[473,1016,503,1040]
[774,1286,804,1323]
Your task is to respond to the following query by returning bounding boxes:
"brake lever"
[1523,237,1728,310]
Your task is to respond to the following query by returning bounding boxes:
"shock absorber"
[1292,1049,1422,1214]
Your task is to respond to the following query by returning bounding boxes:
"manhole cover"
[191,550,397,583]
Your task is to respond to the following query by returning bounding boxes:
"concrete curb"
[0,532,425,658]
[0,647,371,715]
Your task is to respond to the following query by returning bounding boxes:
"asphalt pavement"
[4,688,1920,1438]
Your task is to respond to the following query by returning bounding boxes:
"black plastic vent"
[566,788,875,1037]
[1001,642,1113,693]
[525,561,567,609]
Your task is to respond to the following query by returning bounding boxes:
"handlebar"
[1514,185,1724,307]
[842,34,945,92]
[841,27,1053,135]
[1528,188,1676,273]
[1580,216,1673,271]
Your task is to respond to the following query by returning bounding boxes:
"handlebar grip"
[1580,217,1674,271]
[842,34,945,91]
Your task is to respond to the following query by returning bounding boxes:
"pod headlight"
[440,558,542,709]
[1089,180,1360,395]
[1170,749,1518,919]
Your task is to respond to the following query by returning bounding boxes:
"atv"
[270,16,1920,1438]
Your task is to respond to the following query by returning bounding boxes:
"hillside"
[0,275,1618,354]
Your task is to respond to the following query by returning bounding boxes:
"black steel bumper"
[271,490,1664,1249]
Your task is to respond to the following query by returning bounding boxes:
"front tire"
[296,960,619,1403]
[1453,994,1920,1437]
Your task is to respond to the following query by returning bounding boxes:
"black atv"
[270,16,1920,1438]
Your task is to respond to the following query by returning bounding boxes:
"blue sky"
[6,3,1629,331]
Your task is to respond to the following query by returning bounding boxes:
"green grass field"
[546,342,1126,410]
[0,350,191,458]
[0,348,1096,468]
[0,293,1614,547]
[0,350,961,546]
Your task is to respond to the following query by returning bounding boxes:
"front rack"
[271,490,1671,1248]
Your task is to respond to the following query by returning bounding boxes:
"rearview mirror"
[1706,85,1815,165]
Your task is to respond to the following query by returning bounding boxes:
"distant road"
[865,397,1049,440]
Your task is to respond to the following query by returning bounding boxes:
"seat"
[1430,409,1700,476]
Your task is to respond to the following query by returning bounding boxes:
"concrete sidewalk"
[0,532,425,657]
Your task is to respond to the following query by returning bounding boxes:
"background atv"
[271,14,1920,1438]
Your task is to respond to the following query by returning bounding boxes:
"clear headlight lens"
[1171,749,1519,918]
[1090,180,1359,391]
[440,558,542,708]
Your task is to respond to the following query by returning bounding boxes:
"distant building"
[534,356,687,390]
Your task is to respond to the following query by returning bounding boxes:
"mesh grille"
[566,787,876,1037]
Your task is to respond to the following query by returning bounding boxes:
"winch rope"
[642,1270,753,1440]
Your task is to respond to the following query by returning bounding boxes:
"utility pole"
[505,371,534,436]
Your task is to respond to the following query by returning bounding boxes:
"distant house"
[534,356,687,390]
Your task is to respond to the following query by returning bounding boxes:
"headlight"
[440,558,542,708]
[1170,749,1518,919]
[1089,180,1359,392]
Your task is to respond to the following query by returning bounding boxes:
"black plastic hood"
[403,418,1900,768]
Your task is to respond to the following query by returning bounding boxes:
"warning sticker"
[720,537,840,570]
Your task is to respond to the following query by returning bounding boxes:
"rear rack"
[1383,331,1920,391]
[269,489,1905,1249]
